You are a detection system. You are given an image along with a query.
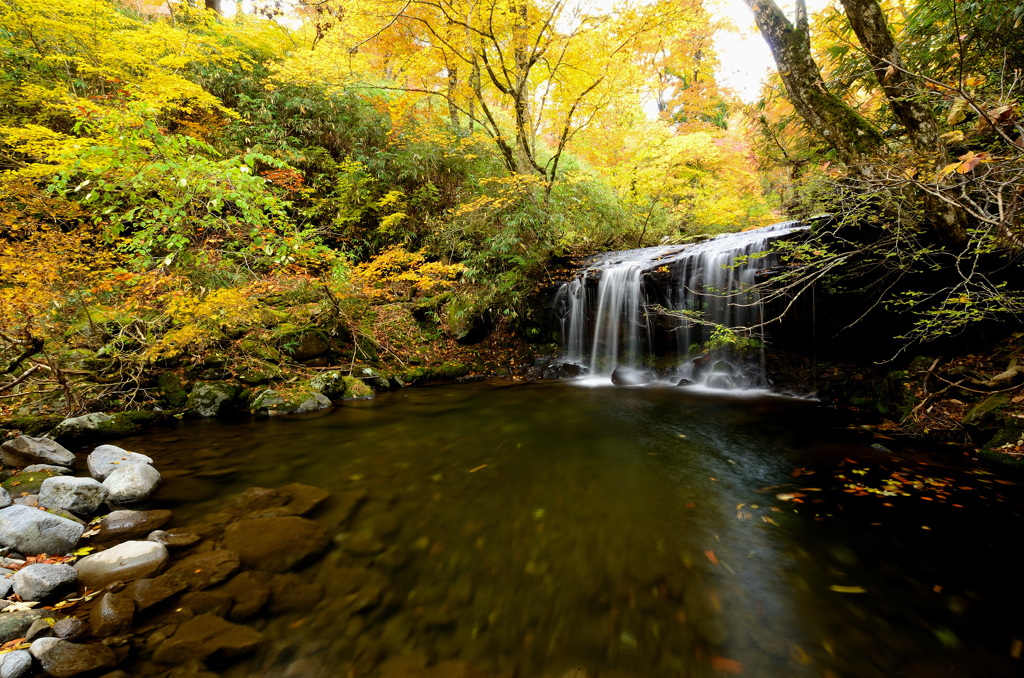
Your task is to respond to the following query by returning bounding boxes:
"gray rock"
[0,437,75,469]
[74,540,168,590]
[186,382,239,418]
[22,464,73,475]
[0,610,47,644]
[12,563,77,602]
[0,505,85,556]
[152,614,262,664]
[52,617,87,641]
[96,509,172,543]
[102,463,161,504]
[49,413,114,443]
[87,445,153,482]
[24,618,53,642]
[38,477,109,517]
[29,637,116,677]
[0,650,33,678]
[250,388,333,417]
[89,593,134,638]
[0,488,9,510]
[309,371,347,400]
[0,576,12,599]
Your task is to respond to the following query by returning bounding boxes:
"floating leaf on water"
[829,585,866,594]
[532,508,545,520]
[704,549,719,565]
[709,656,744,674]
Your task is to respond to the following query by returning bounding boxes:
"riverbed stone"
[103,463,161,504]
[217,571,272,621]
[12,563,78,602]
[0,505,85,555]
[25,619,53,642]
[0,649,32,678]
[96,510,173,543]
[222,516,329,572]
[87,445,154,482]
[38,477,109,517]
[268,573,324,614]
[29,637,116,677]
[152,614,263,664]
[146,530,200,548]
[0,488,9,509]
[52,617,88,642]
[49,413,113,445]
[276,482,330,516]
[122,574,188,611]
[74,540,169,590]
[22,464,73,476]
[0,610,48,644]
[89,592,134,638]
[180,590,232,618]
[250,388,333,417]
[166,550,240,590]
[0,436,75,469]
[186,382,239,418]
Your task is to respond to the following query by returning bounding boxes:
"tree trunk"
[205,0,220,14]
[511,0,535,175]
[447,65,460,130]
[742,0,883,163]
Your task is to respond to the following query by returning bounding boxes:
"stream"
[115,380,1023,677]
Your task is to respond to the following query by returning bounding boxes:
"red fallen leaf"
[710,656,744,674]
[0,638,26,652]
[705,549,719,565]
[791,468,803,477]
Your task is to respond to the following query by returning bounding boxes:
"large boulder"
[87,444,154,482]
[12,563,78,602]
[0,505,84,555]
[0,437,75,469]
[186,382,240,418]
[152,614,262,664]
[38,477,109,517]
[49,413,114,444]
[222,516,329,572]
[74,540,168,590]
[29,638,116,678]
[103,463,161,504]
[250,388,332,417]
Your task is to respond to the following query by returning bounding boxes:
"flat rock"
[96,509,172,543]
[146,530,200,548]
[152,614,262,664]
[74,540,168,590]
[12,563,78,602]
[29,637,116,678]
[122,574,188,611]
[87,445,154,482]
[222,516,328,572]
[217,571,272,621]
[21,464,73,476]
[0,437,75,469]
[89,592,134,638]
[0,650,32,678]
[38,477,109,517]
[180,590,232,617]
[268,573,324,614]
[0,610,48,644]
[277,483,330,516]
[103,463,161,504]
[0,505,85,556]
[166,550,240,590]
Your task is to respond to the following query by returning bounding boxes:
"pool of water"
[117,380,1024,677]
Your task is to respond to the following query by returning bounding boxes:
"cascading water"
[555,221,808,386]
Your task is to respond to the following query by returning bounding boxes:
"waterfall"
[556,221,807,385]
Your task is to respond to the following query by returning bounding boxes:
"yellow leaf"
[830,585,867,594]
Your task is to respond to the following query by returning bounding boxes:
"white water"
[556,221,807,384]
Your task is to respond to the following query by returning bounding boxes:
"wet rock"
[250,388,332,417]
[87,445,154,482]
[268,573,324,614]
[676,378,694,387]
[12,563,78,602]
[223,516,329,572]
[179,591,232,617]
[334,489,367,526]
[0,610,48,644]
[75,541,169,590]
[90,593,134,638]
[25,619,53,642]
[21,464,73,476]
[29,637,116,677]
[228,487,287,515]
[1,436,76,469]
[0,649,32,678]
[0,488,9,510]
[123,574,188,611]
[38,477,109,517]
[0,505,85,556]
[166,550,240,590]
[96,510,173,543]
[276,483,330,516]
[146,530,200,548]
[152,614,262,664]
[610,367,651,386]
[166,660,218,678]
[217,571,272,621]
[52,617,88,641]
[337,530,386,556]
[186,382,240,419]
[103,463,161,504]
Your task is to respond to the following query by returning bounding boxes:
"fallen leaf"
[829,585,866,594]
[710,656,744,674]
[705,549,719,566]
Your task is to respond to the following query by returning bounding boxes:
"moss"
[156,372,188,409]
[2,469,59,495]
[187,382,241,418]
[403,361,470,385]
[0,415,65,439]
[50,411,171,447]
[342,376,374,400]
[239,338,282,362]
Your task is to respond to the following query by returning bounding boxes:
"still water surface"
[119,380,1023,677]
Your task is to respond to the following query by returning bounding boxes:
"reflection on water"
[117,381,1024,677]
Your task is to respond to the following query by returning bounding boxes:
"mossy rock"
[403,362,470,385]
[239,338,282,362]
[2,469,59,495]
[309,372,376,401]
[49,411,170,447]
[236,364,284,386]
[260,308,290,328]
[877,370,916,419]
[978,427,1024,473]
[962,394,1012,428]
[277,327,330,362]
[342,376,374,400]
[0,415,65,439]
[251,388,333,416]
[187,382,241,418]
[157,373,189,409]
[354,367,390,391]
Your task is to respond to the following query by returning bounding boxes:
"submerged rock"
[0,436,75,469]
[223,516,329,572]
[0,505,85,556]
[152,614,263,664]
[96,509,173,543]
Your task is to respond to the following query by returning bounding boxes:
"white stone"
[74,540,168,590]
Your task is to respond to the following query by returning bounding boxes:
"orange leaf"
[710,656,744,674]
[705,549,719,565]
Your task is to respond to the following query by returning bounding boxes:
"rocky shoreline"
[0,435,335,678]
